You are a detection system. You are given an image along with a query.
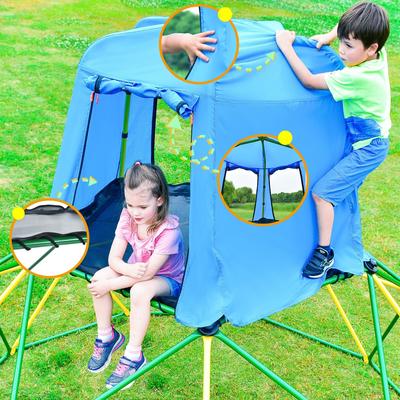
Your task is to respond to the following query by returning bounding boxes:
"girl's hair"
[124,162,169,235]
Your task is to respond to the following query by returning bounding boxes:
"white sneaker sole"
[304,258,334,279]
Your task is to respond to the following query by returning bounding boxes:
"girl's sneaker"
[105,352,147,390]
[87,328,125,373]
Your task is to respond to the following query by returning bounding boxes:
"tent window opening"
[154,100,192,184]
[222,168,259,222]
[269,167,304,221]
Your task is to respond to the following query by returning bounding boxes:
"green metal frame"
[2,250,398,399]
[0,325,11,365]
[12,234,87,250]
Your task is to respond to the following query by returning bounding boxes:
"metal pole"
[11,274,35,399]
[367,273,391,400]
[215,331,307,400]
[95,331,201,399]
[119,92,131,178]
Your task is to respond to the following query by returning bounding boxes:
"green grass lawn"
[0,1,399,399]
[229,202,300,221]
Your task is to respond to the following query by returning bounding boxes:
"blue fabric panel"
[226,139,300,169]
[211,94,363,326]
[51,68,92,202]
[269,161,301,175]
[175,96,225,327]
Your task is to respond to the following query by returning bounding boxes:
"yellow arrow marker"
[208,148,215,155]
[197,135,206,139]
[167,115,182,130]
[56,192,62,198]
[267,51,276,60]
[235,65,242,71]
[82,177,88,182]
[212,169,220,174]
[207,138,214,145]
[201,165,210,171]
[71,178,78,184]
[88,176,97,186]
[256,65,263,71]
[63,183,69,189]
[245,68,252,73]
[191,159,200,165]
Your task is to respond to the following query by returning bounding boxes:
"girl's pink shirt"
[115,208,185,283]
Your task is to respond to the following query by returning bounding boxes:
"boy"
[276,2,390,278]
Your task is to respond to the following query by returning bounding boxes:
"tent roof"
[78,11,343,102]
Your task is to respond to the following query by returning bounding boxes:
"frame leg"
[203,336,212,400]
[0,325,11,365]
[11,274,35,400]
[215,331,307,400]
[95,330,202,399]
[367,273,391,400]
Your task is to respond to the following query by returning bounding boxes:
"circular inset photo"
[218,134,309,225]
[10,198,89,278]
[159,5,239,84]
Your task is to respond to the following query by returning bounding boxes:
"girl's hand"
[181,31,217,64]
[88,280,110,298]
[276,30,296,51]
[310,32,334,49]
[126,262,147,279]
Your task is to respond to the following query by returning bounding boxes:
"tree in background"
[164,10,200,75]
[223,180,236,206]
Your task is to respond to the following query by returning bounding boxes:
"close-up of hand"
[276,30,296,51]
[127,262,147,279]
[87,279,110,298]
[310,32,334,49]
[181,30,217,64]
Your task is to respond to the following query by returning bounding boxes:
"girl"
[87,162,185,389]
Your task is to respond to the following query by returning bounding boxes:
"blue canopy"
[51,8,363,327]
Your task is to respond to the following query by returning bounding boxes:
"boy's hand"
[310,33,334,49]
[181,31,217,64]
[88,280,110,298]
[126,262,147,279]
[276,30,296,51]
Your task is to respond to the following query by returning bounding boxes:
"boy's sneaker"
[105,353,147,390]
[303,247,334,279]
[87,328,125,373]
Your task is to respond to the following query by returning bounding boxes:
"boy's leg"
[304,138,388,278]
[312,193,334,247]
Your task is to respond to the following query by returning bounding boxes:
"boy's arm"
[276,30,328,90]
[161,31,217,64]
